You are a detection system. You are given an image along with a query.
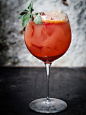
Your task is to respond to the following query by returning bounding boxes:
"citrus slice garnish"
[42,19,65,23]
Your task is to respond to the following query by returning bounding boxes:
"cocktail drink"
[24,12,71,63]
[19,1,71,113]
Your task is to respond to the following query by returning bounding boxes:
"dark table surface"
[0,67,86,115]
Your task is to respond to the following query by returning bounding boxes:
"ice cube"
[54,10,61,16]
[41,15,46,20]
[50,10,55,14]
[53,16,59,20]
[46,11,50,14]
[46,14,52,20]
[57,13,66,21]
[46,10,61,16]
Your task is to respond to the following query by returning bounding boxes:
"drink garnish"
[18,1,43,27]
[34,14,43,25]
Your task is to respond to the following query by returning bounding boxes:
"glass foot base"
[29,98,67,113]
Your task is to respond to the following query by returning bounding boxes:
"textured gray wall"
[0,0,86,67]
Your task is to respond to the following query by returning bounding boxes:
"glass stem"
[45,63,51,102]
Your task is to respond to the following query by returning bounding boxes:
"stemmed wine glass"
[24,12,71,113]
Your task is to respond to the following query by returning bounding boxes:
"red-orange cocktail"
[22,6,72,113]
[24,13,71,63]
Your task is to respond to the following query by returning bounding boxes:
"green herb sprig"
[18,1,43,27]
